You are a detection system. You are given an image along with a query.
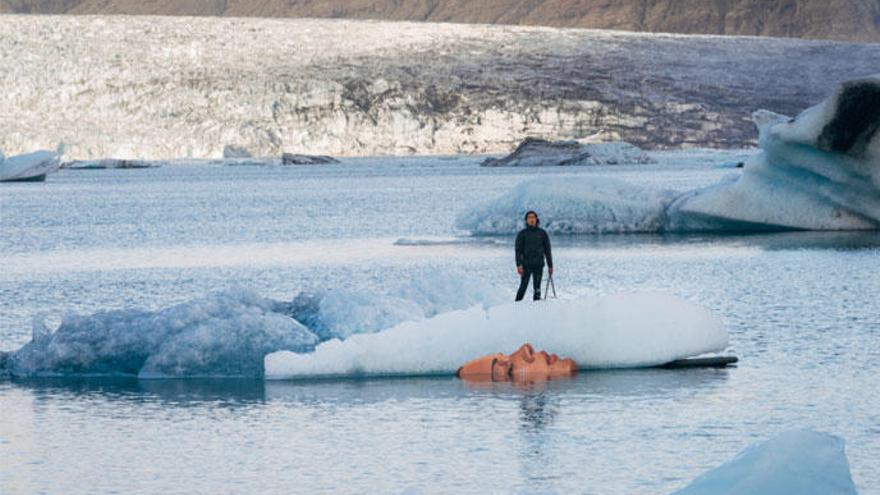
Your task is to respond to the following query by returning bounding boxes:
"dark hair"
[524,210,540,225]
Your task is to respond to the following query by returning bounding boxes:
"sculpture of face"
[457,344,577,382]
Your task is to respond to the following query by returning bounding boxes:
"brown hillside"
[1,0,877,42]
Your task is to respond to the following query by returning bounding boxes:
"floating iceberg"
[281,152,340,165]
[265,292,727,379]
[0,150,61,182]
[62,158,157,170]
[671,429,858,495]
[3,289,319,378]
[481,138,655,167]
[461,76,880,234]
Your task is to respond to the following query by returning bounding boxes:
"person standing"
[515,211,553,301]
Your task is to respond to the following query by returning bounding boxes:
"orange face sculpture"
[456,343,577,382]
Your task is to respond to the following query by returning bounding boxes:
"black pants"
[516,264,544,301]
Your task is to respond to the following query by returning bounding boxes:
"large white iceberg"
[0,150,61,182]
[265,292,727,379]
[671,429,858,495]
[460,76,880,234]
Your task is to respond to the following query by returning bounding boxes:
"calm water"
[1,154,878,494]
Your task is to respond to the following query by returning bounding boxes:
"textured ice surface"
[671,429,858,495]
[4,288,318,378]
[265,292,727,379]
[273,269,507,341]
[462,77,880,234]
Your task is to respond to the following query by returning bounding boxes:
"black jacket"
[515,226,552,268]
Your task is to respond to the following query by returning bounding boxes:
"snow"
[456,176,678,234]
[0,150,60,181]
[462,76,880,234]
[264,292,727,379]
[671,429,858,495]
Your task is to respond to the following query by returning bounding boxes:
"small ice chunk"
[671,429,858,495]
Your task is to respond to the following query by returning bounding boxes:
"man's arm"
[515,230,524,267]
[543,230,553,269]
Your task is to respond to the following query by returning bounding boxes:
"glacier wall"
[1,15,879,159]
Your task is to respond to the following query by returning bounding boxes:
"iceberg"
[461,76,880,234]
[3,288,319,378]
[265,292,727,379]
[671,429,858,495]
[281,152,340,165]
[0,150,61,182]
[272,269,507,341]
[457,176,678,234]
[62,158,157,170]
[481,138,655,167]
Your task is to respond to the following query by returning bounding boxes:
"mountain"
[1,15,878,159]
[1,0,878,42]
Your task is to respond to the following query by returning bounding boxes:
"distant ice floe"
[0,150,60,182]
[461,76,880,234]
[265,292,727,379]
[62,158,157,169]
[671,429,858,495]
[481,137,655,167]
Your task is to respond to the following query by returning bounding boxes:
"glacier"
[2,16,879,159]
[671,429,858,495]
[460,76,880,234]
[265,292,727,379]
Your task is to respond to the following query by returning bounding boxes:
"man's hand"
[548,266,554,275]
[517,265,524,276]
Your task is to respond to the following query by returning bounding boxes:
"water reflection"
[543,230,880,252]
[7,377,266,407]
[5,367,730,408]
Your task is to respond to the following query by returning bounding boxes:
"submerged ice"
[460,76,880,234]
[265,292,727,379]
[671,429,858,495]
